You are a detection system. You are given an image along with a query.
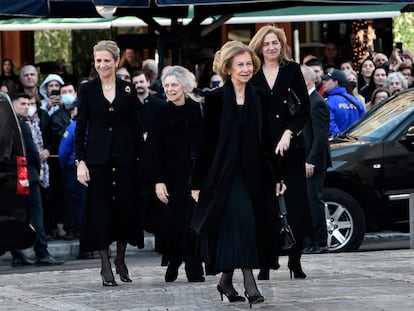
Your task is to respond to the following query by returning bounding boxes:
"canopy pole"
[293,24,300,63]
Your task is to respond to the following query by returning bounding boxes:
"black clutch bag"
[277,195,296,250]
[287,88,301,116]
[0,217,36,253]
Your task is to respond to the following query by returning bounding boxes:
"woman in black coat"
[75,40,144,286]
[143,65,204,283]
[191,41,286,307]
[249,25,312,280]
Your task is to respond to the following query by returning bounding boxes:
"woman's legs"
[242,268,261,296]
[219,270,238,295]
[115,241,127,270]
[99,249,114,281]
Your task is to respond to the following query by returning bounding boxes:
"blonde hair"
[93,40,120,61]
[212,40,260,81]
[249,25,292,65]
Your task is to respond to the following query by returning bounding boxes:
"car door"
[381,114,414,228]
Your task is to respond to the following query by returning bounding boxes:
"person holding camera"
[39,74,65,116]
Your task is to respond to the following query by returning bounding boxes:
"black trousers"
[306,171,328,246]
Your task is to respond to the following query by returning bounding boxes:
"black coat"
[75,77,144,251]
[143,97,203,256]
[75,77,143,165]
[191,81,280,268]
[250,61,312,244]
[304,90,332,172]
[138,94,166,134]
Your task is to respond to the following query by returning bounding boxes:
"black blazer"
[303,90,332,172]
[250,61,310,148]
[75,77,143,165]
[19,118,40,182]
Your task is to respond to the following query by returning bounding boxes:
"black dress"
[75,78,144,253]
[191,82,278,274]
[214,105,259,271]
[142,97,203,263]
[250,61,312,260]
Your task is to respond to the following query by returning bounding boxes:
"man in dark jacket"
[11,93,64,266]
[301,66,332,254]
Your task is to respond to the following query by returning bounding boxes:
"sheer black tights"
[219,269,261,296]
[99,241,128,281]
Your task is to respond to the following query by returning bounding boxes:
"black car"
[323,88,414,252]
[0,92,35,255]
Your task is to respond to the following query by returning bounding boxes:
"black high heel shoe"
[288,262,307,279]
[244,291,264,308]
[114,258,132,282]
[217,284,245,303]
[100,270,118,287]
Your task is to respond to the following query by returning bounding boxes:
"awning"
[228,4,407,23]
[0,3,407,31]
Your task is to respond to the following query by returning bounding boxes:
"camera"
[50,89,60,96]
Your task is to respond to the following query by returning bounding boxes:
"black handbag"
[277,195,296,250]
[287,88,301,116]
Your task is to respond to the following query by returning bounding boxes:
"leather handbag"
[277,195,296,250]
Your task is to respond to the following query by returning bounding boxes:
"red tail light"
[16,156,29,195]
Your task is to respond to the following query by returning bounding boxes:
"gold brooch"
[125,86,131,94]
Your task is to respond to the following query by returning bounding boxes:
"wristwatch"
[75,159,81,166]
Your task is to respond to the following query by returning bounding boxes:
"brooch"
[125,86,131,94]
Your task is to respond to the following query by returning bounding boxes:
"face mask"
[27,105,37,117]
[61,94,76,109]
[348,81,357,91]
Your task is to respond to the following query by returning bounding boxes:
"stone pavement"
[0,246,413,311]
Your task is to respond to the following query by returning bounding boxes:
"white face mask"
[27,105,37,117]
[61,94,76,109]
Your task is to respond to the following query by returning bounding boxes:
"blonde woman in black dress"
[75,40,144,286]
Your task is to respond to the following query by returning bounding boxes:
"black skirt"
[79,160,143,253]
[213,172,259,272]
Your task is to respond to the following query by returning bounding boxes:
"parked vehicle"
[324,88,414,252]
[0,92,34,255]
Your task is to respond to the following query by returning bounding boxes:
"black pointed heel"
[244,291,264,308]
[101,270,118,287]
[217,284,246,303]
[288,262,307,279]
[114,258,132,282]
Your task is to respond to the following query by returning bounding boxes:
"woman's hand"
[191,190,200,203]
[275,129,293,157]
[76,161,90,187]
[275,181,287,196]
[39,149,50,163]
[155,183,169,204]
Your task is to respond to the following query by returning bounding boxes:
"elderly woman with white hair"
[143,65,205,283]
[384,71,408,95]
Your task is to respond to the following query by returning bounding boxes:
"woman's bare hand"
[155,183,169,204]
[76,161,90,187]
[275,129,292,157]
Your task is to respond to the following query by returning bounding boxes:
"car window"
[347,92,414,139]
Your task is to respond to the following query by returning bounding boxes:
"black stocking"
[242,268,261,296]
[115,241,128,274]
[99,249,114,281]
[219,270,238,295]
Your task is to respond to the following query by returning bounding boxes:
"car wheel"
[323,188,366,252]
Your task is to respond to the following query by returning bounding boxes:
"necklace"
[103,84,113,91]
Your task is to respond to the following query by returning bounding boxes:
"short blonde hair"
[93,40,120,61]
[212,40,260,81]
[249,25,292,65]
